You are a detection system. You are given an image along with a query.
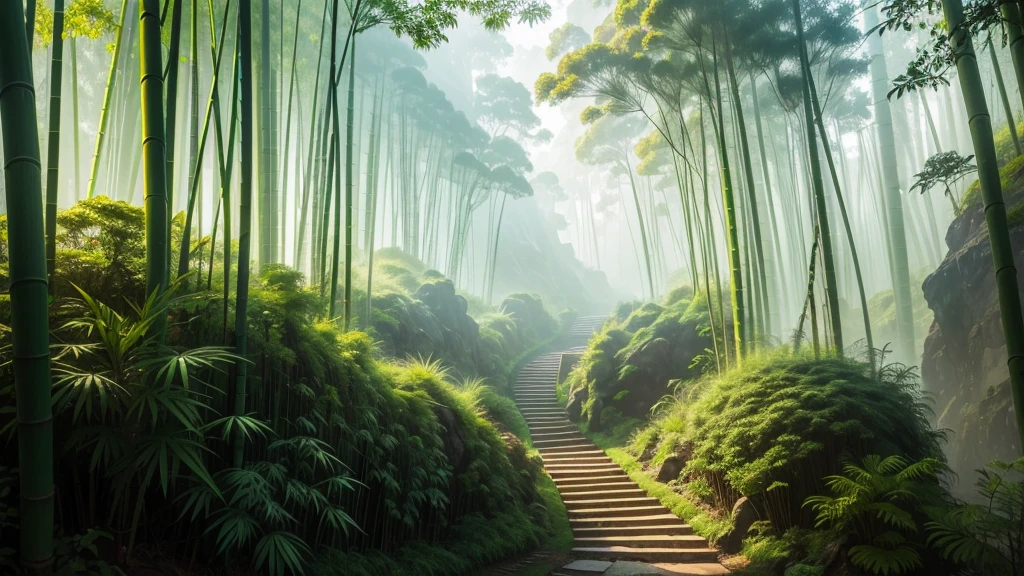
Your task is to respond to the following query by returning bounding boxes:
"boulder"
[720,497,759,554]
[433,406,466,473]
[655,452,688,483]
[566,386,586,422]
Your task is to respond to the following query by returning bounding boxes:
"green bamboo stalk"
[140,0,169,310]
[233,0,255,469]
[808,70,875,370]
[708,43,745,360]
[749,74,787,325]
[280,0,303,267]
[164,0,184,283]
[726,37,771,339]
[988,37,1021,155]
[999,2,1024,114]
[85,0,129,200]
[793,0,842,354]
[25,0,35,52]
[44,0,66,288]
[343,31,356,329]
[941,0,1024,448]
[178,0,233,278]
[258,0,272,265]
[0,2,54,569]
[864,2,915,360]
[71,38,81,200]
[294,2,328,268]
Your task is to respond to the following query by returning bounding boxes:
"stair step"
[567,505,668,519]
[570,547,719,563]
[574,535,708,550]
[572,523,690,537]
[564,497,663,510]
[552,469,622,481]
[558,480,639,494]
[560,487,644,499]
[569,514,685,529]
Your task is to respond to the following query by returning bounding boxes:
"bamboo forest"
[7,0,1024,574]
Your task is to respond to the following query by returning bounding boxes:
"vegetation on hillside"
[0,199,566,575]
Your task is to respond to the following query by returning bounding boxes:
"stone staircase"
[514,317,725,569]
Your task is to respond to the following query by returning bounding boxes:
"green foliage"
[910,151,977,215]
[566,290,715,425]
[630,352,946,532]
[805,455,947,575]
[927,457,1024,575]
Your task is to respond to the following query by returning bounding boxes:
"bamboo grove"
[535,0,1024,441]
[5,0,1024,573]
[2,0,563,572]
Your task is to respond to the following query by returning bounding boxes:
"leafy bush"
[564,290,716,428]
[927,457,1024,575]
[805,455,948,576]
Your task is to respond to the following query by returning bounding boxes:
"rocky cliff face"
[921,165,1024,485]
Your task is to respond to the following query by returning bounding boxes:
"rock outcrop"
[921,161,1024,484]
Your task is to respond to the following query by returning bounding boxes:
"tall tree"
[45,0,66,288]
[140,0,169,313]
[233,0,255,469]
[0,1,55,570]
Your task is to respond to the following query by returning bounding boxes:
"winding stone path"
[516,316,728,573]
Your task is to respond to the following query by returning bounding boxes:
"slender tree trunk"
[708,43,745,360]
[343,33,356,329]
[178,0,232,278]
[233,0,255,469]
[989,37,1021,155]
[865,1,916,360]
[794,0,842,353]
[45,0,66,288]
[71,38,81,201]
[86,0,130,199]
[0,2,54,569]
[727,39,771,339]
[140,0,169,307]
[941,0,1024,448]
[999,2,1024,114]
[808,71,875,369]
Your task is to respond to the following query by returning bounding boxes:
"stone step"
[526,423,578,433]
[574,535,708,550]
[567,505,668,519]
[563,497,663,510]
[545,459,618,469]
[560,487,645,500]
[570,547,719,563]
[534,438,594,449]
[570,514,688,529]
[542,455,615,466]
[531,429,585,439]
[573,524,693,539]
[557,480,639,494]
[552,472,629,485]
[538,443,600,455]
[548,466,625,480]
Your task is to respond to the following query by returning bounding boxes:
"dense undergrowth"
[0,198,570,575]
[560,286,720,430]
[564,288,1024,576]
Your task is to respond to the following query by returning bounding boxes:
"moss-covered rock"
[565,292,716,429]
[630,353,945,532]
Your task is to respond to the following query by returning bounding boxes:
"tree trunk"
[45,0,65,288]
[988,37,1021,155]
[794,0,842,353]
[233,0,255,469]
[0,2,54,569]
[343,33,357,329]
[864,1,915,360]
